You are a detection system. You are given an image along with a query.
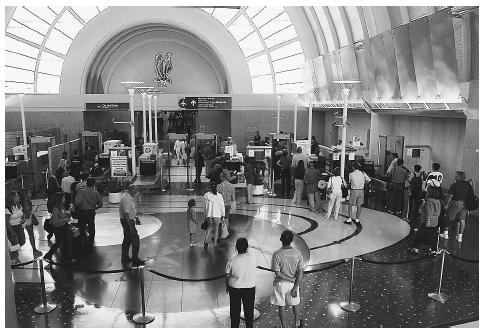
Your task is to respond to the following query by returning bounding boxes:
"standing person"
[207,164,223,186]
[253,131,261,145]
[6,191,26,264]
[174,139,186,166]
[119,185,145,265]
[217,173,235,226]
[388,159,409,215]
[276,150,291,198]
[244,159,255,204]
[55,151,69,184]
[345,162,371,224]
[292,160,305,205]
[408,164,424,229]
[407,185,442,254]
[43,192,75,263]
[445,171,474,243]
[46,176,61,241]
[202,142,214,179]
[310,136,320,156]
[19,188,43,259]
[70,150,83,179]
[187,199,197,246]
[61,170,76,211]
[424,162,444,191]
[203,182,225,249]
[225,238,258,328]
[74,178,103,250]
[324,167,346,221]
[304,161,321,212]
[385,152,399,176]
[194,144,205,184]
[269,230,305,328]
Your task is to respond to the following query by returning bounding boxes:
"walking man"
[345,162,371,224]
[269,230,305,328]
[74,177,102,250]
[119,185,145,265]
[445,171,474,243]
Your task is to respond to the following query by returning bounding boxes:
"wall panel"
[381,31,401,99]
[370,35,391,100]
[393,24,418,99]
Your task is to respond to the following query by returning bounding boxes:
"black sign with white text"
[184,97,232,110]
[85,103,129,111]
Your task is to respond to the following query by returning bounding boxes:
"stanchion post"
[428,249,449,303]
[34,258,57,314]
[340,257,361,312]
[132,266,155,324]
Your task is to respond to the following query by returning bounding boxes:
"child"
[187,199,197,246]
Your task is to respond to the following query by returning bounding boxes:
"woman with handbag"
[324,168,346,221]
[5,191,26,264]
[43,192,76,263]
[20,188,43,259]
[204,182,225,249]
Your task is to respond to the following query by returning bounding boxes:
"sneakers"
[443,232,449,240]
[296,319,304,328]
[456,234,463,243]
[354,219,360,224]
[344,218,352,225]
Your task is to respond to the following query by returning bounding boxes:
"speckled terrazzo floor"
[10,188,479,328]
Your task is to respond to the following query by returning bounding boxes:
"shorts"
[447,200,467,222]
[269,281,300,306]
[349,189,364,206]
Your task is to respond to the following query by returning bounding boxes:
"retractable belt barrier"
[9,248,478,325]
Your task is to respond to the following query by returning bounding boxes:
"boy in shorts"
[269,230,305,328]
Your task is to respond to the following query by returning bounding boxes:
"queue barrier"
[9,249,478,326]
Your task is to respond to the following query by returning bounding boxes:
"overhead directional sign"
[178,98,187,108]
[185,97,232,110]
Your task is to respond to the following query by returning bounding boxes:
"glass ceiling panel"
[272,53,305,73]
[24,7,57,24]
[5,82,35,94]
[211,8,238,25]
[258,12,291,38]
[228,15,253,41]
[5,51,37,69]
[238,32,264,57]
[36,74,60,94]
[6,66,35,83]
[55,10,83,39]
[71,7,100,23]
[7,20,44,45]
[44,29,72,55]
[247,54,271,76]
[251,75,273,93]
[264,25,298,48]
[38,52,64,75]
[244,6,264,18]
[251,7,284,27]
[270,40,303,61]
[12,7,50,35]
[5,36,39,58]
[275,68,303,84]
[96,7,107,12]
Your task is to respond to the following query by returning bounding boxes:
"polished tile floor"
[10,187,479,327]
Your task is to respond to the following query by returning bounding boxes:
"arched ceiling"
[4,5,476,104]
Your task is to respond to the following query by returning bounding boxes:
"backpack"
[464,182,478,211]
[410,172,423,194]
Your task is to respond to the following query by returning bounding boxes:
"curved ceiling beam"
[356,6,370,40]
[322,7,340,50]
[339,7,354,45]
[302,6,328,54]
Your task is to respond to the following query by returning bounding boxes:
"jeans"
[325,192,343,219]
[308,191,321,210]
[390,183,404,212]
[78,209,96,248]
[120,219,140,260]
[293,179,304,204]
[229,286,255,328]
[280,170,291,197]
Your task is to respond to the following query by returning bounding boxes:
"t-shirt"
[225,252,258,288]
[425,171,444,189]
[304,168,320,194]
[449,181,474,202]
[119,192,136,220]
[294,167,305,180]
[271,247,304,279]
[204,192,225,218]
[5,206,23,226]
[349,170,370,190]
[328,176,345,194]
[61,175,75,194]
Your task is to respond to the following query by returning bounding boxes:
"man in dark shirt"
[276,150,291,198]
[388,158,409,215]
[445,171,474,243]
[74,177,103,250]
[244,159,255,204]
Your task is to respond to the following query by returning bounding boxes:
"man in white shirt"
[225,238,258,328]
[424,162,443,191]
[385,152,399,176]
[345,162,371,224]
[61,170,75,211]
[119,185,144,266]
[291,147,310,170]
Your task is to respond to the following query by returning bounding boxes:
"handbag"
[341,184,348,198]
[43,218,53,234]
[67,224,80,238]
[201,218,208,231]
[220,222,229,239]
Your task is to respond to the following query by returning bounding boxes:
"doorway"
[378,135,404,175]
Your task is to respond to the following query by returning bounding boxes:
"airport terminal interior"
[3,4,480,328]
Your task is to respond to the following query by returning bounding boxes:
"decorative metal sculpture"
[154,52,172,87]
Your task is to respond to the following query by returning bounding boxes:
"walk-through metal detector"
[167,133,193,189]
[194,133,218,181]
[268,133,292,196]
